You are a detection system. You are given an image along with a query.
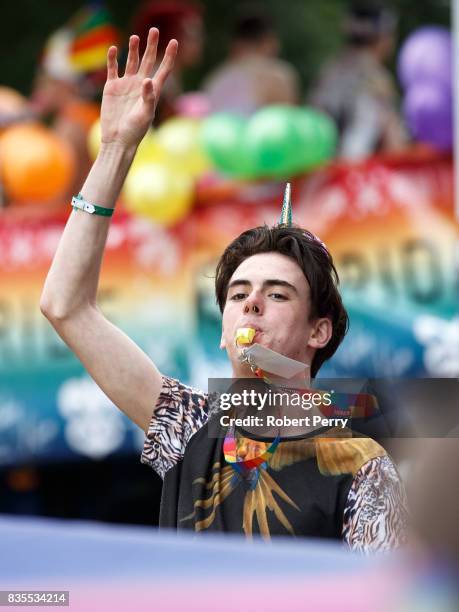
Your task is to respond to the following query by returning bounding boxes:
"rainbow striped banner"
[0,150,456,464]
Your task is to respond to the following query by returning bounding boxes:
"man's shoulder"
[159,375,208,408]
[141,376,209,479]
[314,429,387,477]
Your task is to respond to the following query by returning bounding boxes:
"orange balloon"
[0,123,75,203]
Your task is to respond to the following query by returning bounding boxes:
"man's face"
[220,252,332,377]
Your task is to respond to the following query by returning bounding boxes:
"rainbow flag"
[69,5,120,72]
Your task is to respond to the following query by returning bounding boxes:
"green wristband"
[71,193,114,217]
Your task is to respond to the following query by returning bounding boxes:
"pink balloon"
[175,92,211,119]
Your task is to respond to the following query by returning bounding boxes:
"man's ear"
[307,318,332,349]
[220,329,226,350]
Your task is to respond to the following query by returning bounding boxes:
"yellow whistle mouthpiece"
[235,327,256,345]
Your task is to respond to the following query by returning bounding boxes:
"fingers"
[119,29,177,88]
[107,46,118,80]
[152,39,178,92]
[139,28,159,77]
[124,35,140,76]
[141,78,156,110]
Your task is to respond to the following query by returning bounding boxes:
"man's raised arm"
[40,29,178,432]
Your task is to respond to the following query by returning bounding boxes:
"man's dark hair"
[215,225,349,377]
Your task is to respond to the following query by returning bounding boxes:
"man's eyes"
[229,292,287,301]
[229,293,247,301]
[270,293,287,301]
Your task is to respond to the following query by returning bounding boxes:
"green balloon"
[244,106,303,178]
[289,108,323,171]
[307,109,338,164]
[289,108,338,173]
[201,107,337,180]
[200,113,253,177]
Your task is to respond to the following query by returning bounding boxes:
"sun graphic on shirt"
[180,431,384,539]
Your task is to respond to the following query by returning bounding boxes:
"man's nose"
[243,295,262,314]
[244,303,260,313]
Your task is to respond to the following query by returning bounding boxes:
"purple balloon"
[403,81,452,151]
[398,26,452,90]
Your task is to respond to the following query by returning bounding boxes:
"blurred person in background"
[310,1,407,160]
[131,0,204,123]
[30,5,120,199]
[202,4,300,115]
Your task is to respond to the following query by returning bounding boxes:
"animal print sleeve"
[141,376,209,479]
[342,455,409,552]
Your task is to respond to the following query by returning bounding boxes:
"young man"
[41,29,407,549]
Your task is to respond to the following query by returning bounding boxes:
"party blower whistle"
[235,327,256,346]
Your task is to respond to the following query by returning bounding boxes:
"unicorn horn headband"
[278,182,292,227]
[277,182,327,249]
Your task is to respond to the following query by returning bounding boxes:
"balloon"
[308,109,338,163]
[291,108,337,171]
[156,117,210,177]
[0,123,75,203]
[123,162,194,226]
[88,122,165,168]
[201,107,337,180]
[290,108,320,170]
[398,27,452,89]
[132,130,167,168]
[175,92,211,118]
[245,106,303,177]
[201,113,252,176]
[403,81,452,151]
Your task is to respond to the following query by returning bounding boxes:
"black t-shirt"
[159,412,359,538]
[141,377,407,547]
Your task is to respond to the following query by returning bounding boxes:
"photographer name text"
[219,414,349,429]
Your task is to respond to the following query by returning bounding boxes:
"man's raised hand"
[100,28,178,150]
